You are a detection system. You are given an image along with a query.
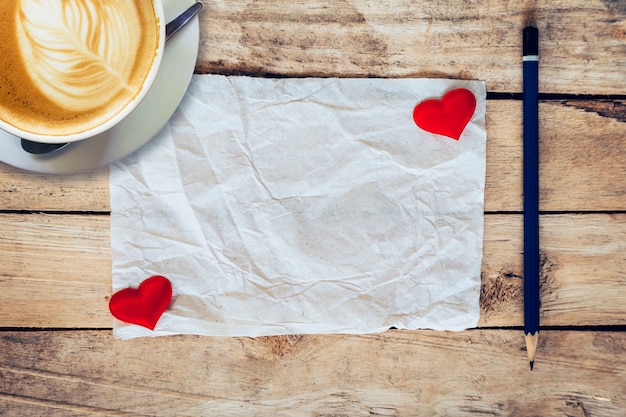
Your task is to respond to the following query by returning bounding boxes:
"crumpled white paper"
[110,75,486,338]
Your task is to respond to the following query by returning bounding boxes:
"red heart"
[109,275,172,330]
[413,88,476,140]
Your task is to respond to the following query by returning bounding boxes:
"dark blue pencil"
[523,26,540,371]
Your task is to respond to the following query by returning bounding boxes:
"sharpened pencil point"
[525,332,539,371]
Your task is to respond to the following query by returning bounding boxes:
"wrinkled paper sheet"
[110,75,486,338]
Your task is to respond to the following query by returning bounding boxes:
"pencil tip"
[525,332,539,370]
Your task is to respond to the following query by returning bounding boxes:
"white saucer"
[0,0,199,174]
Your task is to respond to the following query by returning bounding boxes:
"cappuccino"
[0,0,160,139]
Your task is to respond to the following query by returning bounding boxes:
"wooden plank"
[1,99,625,213]
[0,214,111,328]
[485,99,626,212]
[0,165,109,212]
[0,329,624,416]
[538,99,626,212]
[0,213,624,328]
[199,0,626,94]
[479,213,626,327]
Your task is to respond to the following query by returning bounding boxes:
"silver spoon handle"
[165,2,203,42]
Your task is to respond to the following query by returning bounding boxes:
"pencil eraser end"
[523,27,539,56]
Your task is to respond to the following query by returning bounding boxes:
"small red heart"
[413,88,476,140]
[109,275,172,330]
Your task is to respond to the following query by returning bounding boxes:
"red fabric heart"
[109,275,172,330]
[413,88,476,140]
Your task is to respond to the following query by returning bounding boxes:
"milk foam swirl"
[16,0,142,111]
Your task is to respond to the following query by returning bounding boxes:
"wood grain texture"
[198,0,626,94]
[1,100,624,213]
[0,165,109,212]
[0,329,624,416]
[0,214,111,328]
[479,213,626,327]
[484,99,626,212]
[1,213,623,328]
[536,100,626,212]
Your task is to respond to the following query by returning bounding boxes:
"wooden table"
[2,1,625,415]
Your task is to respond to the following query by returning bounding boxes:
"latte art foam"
[16,0,141,111]
[0,0,159,137]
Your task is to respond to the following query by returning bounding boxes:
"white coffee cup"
[0,0,166,144]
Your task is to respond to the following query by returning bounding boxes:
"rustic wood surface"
[1,330,625,416]
[1,0,625,415]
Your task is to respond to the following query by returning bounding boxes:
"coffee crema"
[0,0,159,137]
